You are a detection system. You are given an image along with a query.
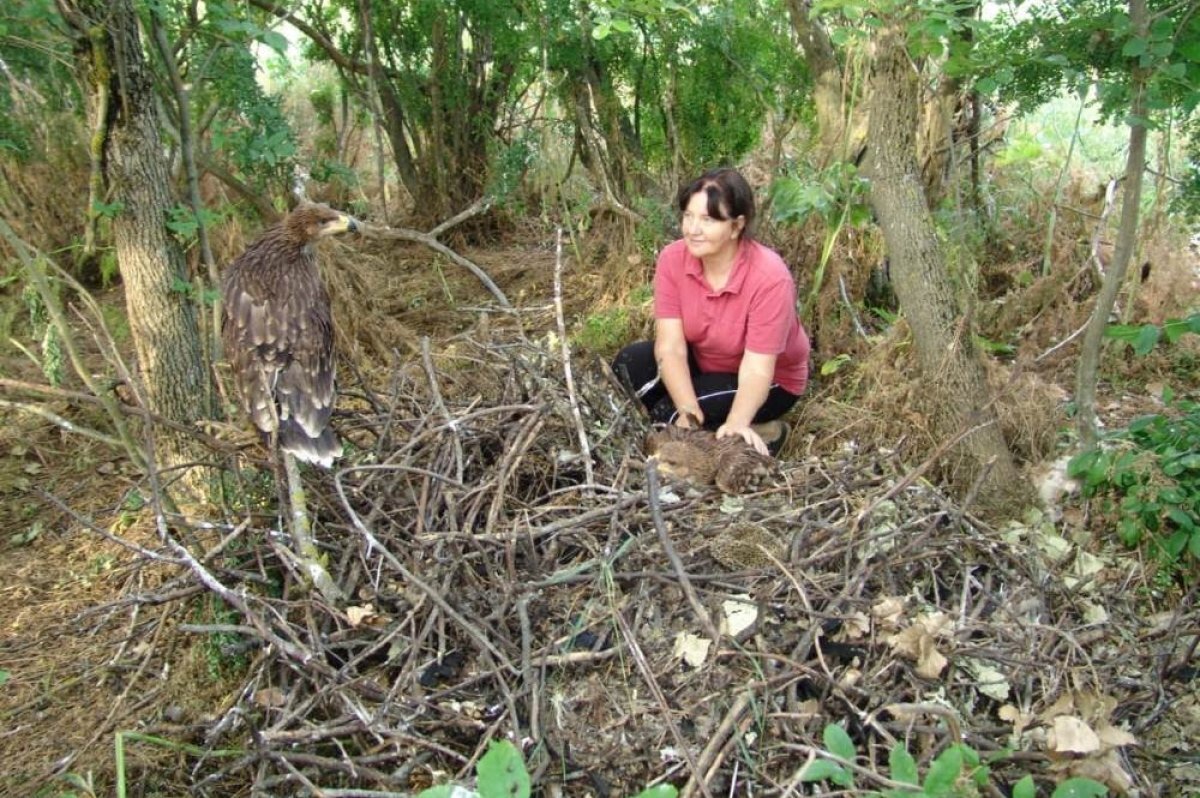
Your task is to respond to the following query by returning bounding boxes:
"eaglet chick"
[645,426,775,494]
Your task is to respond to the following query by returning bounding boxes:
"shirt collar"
[684,240,751,295]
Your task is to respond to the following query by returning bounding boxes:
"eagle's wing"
[276,280,335,438]
[221,246,340,466]
[222,253,287,437]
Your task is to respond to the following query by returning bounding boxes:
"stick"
[282,450,346,606]
[646,461,722,645]
[553,227,595,491]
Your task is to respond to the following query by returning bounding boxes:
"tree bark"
[865,23,1028,513]
[57,0,214,497]
[1075,0,1149,450]
[785,0,866,165]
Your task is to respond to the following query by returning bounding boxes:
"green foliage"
[1069,313,1200,571]
[576,305,636,354]
[21,279,64,387]
[771,162,872,228]
[194,595,250,680]
[821,353,853,376]
[165,204,222,251]
[201,43,297,192]
[1069,391,1200,564]
[670,3,807,170]
[1104,313,1200,356]
[417,740,677,798]
[0,0,77,160]
[800,723,1108,797]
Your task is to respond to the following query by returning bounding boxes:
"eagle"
[645,426,775,494]
[220,202,359,467]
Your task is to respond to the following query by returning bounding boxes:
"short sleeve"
[654,244,684,319]
[744,274,796,354]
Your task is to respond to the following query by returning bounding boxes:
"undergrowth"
[1069,313,1200,582]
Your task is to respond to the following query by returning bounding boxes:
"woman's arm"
[716,349,777,453]
[654,318,703,427]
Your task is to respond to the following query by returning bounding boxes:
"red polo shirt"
[654,238,810,394]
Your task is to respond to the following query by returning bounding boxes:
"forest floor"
[1,232,1198,798]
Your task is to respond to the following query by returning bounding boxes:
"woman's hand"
[716,422,768,455]
[675,406,704,428]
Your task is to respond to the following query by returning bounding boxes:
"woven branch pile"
[117,333,1193,797]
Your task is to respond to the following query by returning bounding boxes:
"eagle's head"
[284,202,360,244]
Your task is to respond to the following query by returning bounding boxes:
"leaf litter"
[1,319,1196,797]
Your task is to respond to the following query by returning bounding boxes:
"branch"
[247,0,369,76]
[360,221,510,307]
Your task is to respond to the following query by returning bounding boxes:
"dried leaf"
[871,597,907,630]
[719,596,757,639]
[1049,715,1101,754]
[888,625,948,679]
[1095,722,1137,748]
[963,657,1010,702]
[838,611,871,641]
[254,687,288,708]
[672,631,710,668]
[346,604,377,628]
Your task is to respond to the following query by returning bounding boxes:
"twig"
[646,461,722,645]
[682,689,754,798]
[360,222,510,307]
[614,610,713,798]
[553,227,595,491]
[0,398,124,447]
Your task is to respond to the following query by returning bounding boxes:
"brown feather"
[220,203,357,467]
[645,426,775,494]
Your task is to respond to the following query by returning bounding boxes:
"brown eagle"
[221,203,359,467]
[645,426,775,494]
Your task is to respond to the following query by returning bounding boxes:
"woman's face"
[680,191,743,264]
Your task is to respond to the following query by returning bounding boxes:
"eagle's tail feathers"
[278,419,341,468]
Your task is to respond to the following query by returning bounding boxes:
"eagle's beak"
[346,215,359,234]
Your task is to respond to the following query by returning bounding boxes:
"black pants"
[612,340,800,427]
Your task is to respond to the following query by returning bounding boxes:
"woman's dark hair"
[676,167,756,241]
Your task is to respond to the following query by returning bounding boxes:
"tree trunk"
[58,0,214,498]
[1075,0,1149,450]
[785,0,866,165]
[865,23,1028,513]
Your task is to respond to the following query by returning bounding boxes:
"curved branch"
[360,220,510,308]
[246,0,368,76]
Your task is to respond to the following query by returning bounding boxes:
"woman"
[613,167,810,456]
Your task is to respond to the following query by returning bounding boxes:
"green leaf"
[797,759,848,784]
[922,746,963,795]
[1051,777,1109,797]
[476,740,530,798]
[1013,775,1037,798]
[0,669,9,688]
[1132,324,1161,356]
[260,29,289,55]
[1167,507,1196,531]
[1122,37,1147,57]
[823,723,857,762]
[1189,530,1200,559]
[1165,529,1189,557]
[889,744,919,785]
[630,786,678,798]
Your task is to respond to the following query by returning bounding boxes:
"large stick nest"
[64,328,1198,796]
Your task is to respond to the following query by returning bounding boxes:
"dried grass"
[4,322,1194,796]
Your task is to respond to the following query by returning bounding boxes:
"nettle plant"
[1069,313,1200,572]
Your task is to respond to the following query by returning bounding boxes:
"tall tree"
[866,20,1028,512]
[55,0,214,495]
[1076,0,1150,449]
